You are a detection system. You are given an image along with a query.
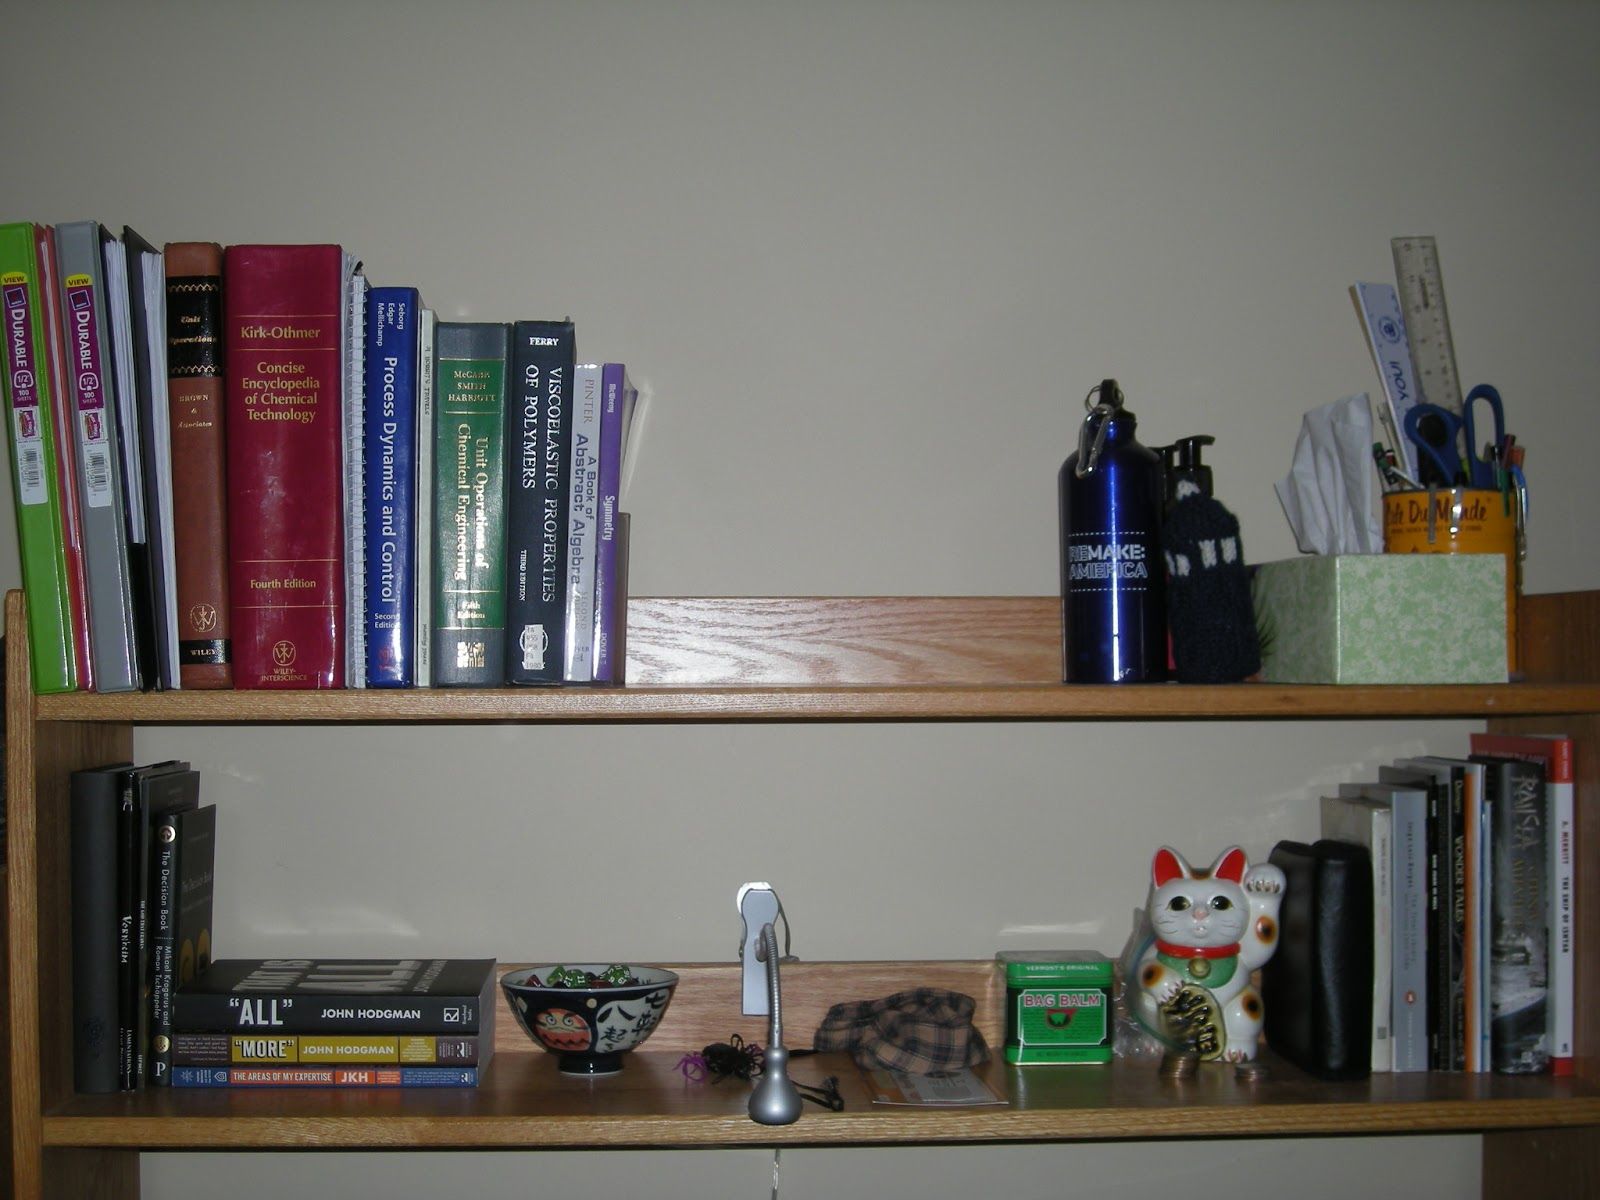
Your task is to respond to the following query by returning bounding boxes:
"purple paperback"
[591,364,636,682]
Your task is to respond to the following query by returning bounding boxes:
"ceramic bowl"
[500,964,679,1075]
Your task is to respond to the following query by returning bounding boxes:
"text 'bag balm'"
[996,951,1114,1065]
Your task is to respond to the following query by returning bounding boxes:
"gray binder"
[54,221,139,692]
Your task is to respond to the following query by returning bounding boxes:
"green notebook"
[1,222,76,692]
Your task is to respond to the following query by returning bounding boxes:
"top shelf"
[19,592,1600,723]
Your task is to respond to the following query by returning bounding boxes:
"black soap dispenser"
[1158,434,1260,683]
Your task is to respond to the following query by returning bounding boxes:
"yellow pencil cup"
[1382,487,1522,674]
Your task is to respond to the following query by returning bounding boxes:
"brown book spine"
[164,242,233,687]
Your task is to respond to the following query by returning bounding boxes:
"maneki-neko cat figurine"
[1132,846,1285,1062]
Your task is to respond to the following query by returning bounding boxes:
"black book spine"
[1445,772,1466,1071]
[150,804,216,1085]
[70,766,126,1093]
[148,807,181,1085]
[173,992,484,1035]
[115,769,141,1088]
[504,320,575,684]
[1424,783,1442,1069]
[1474,755,1551,1074]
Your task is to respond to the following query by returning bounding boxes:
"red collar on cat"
[1155,939,1240,959]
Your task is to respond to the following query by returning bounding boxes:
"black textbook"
[174,958,497,1035]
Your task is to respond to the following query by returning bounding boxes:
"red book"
[33,224,93,690]
[224,244,349,688]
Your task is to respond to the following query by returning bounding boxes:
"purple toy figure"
[1132,846,1285,1062]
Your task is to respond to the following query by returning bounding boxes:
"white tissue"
[1275,394,1384,555]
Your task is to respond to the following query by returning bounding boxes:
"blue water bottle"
[1059,380,1167,683]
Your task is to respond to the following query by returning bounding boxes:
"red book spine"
[224,244,346,688]
[164,242,234,688]
[34,225,93,690]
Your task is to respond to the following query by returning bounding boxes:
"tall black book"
[1471,752,1551,1074]
[70,761,132,1093]
[120,763,196,1088]
[149,803,215,1085]
[504,319,575,684]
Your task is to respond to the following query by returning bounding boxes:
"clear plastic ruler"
[1391,236,1463,414]
[1353,281,1422,477]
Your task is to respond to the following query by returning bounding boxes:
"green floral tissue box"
[1251,554,1507,684]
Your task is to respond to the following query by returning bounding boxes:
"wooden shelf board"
[31,682,1600,724]
[42,1052,1600,1149]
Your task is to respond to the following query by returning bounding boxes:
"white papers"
[1275,393,1384,555]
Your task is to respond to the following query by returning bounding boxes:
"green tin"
[996,951,1114,1065]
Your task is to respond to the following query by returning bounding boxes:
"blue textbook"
[363,287,422,686]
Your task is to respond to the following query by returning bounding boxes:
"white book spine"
[342,268,367,688]
[562,363,602,681]
[1385,787,1429,1072]
[413,309,435,688]
[1550,772,1574,1066]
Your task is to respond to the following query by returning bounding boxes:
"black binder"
[1262,839,1374,1080]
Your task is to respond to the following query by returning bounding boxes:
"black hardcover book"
[119,763,196,1088]
[504,319,575,684]
[1262,838,1373,1081]
[175,958,497,1034]
[1396,757,1468,1069]
[149,804,215,1085]
[1471,753,1551,1074]
[70,761,132,1093]
[122,226,177,690]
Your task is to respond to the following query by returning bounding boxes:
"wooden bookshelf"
[6,589,1598,1198]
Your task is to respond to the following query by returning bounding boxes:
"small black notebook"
[1262,838,1374,1080]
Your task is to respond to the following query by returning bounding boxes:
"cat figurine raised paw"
[1132,845,1285,1063]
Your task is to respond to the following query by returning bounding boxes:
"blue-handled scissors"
[1461,384,1506,488]
[1403,384,1507,488]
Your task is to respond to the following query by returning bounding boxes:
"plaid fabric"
[812,988,989,1074]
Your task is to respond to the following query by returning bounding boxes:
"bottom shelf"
[43,1051,1600,1149]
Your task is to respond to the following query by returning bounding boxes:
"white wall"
[6,1,1597,1196]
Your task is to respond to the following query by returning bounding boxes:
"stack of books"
[1318,732,1575,1077]
[1,221,641,694]
[169,958,496,1089]
[70,760,216,1091]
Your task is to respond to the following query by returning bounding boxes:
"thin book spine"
[430,322,508,685]
[55,221,140,692]
[32,224,91,688]
[564,363,602,681]
[123,227,180,689]
[504,319,574,684]
[172,1065,478,1088]
[163,242,233,687]
[414,309,435,686]
[363,287,420,687]
[343,271,368,688]
[591,363,634,683]
[173,1032,482,1066]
